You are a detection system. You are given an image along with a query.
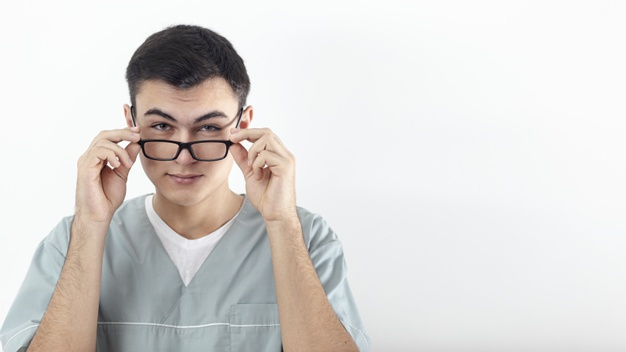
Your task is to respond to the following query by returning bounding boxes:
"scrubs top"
[0,195,370,352]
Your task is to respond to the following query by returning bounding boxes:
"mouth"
[167,173,203,185]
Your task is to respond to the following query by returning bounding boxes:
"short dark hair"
[125,24,250,109]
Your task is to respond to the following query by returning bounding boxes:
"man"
[0,24,369,351]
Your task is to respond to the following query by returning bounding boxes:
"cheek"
[139,156,161,180]
[203,157,234,177]
[218,155,235,169]
[198,158,236,183]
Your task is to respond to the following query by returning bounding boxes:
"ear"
[238,105,254,129]
[123,104,134,127]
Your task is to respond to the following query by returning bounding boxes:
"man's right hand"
[74,126,141,227]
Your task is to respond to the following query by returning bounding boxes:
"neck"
[152,189,244,240]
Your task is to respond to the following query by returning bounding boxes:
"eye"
[199,125,221,132]
[151,123,171,131]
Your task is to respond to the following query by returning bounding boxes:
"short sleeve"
[299,210,371,352]
[0,218,71,352]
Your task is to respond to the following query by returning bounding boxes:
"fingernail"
[130,126,140,132]
[231,128,239,134]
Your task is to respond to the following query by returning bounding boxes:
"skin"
[27,78,358,352]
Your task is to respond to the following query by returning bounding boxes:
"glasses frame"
[131,106,244,162]
[137,139,234,162]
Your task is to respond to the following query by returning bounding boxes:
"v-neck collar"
[138,193,254,289]
[144,194,243,286]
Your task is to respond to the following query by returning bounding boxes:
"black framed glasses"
[138,139,234,161]
[131,107,244,162]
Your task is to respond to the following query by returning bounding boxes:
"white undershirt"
[145,195,239,286]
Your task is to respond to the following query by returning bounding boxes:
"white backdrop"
[1,1,625,351]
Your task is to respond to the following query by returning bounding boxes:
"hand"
[75,127,141,226]
[229,127,297,222]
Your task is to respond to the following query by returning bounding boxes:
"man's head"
[125,24,250,110]
[122,24,254,210]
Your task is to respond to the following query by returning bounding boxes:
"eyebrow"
[144,108,229,124]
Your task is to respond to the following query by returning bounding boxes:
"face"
[124,78,251,208]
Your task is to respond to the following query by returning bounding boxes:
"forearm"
[27,218,107,352]
[266,218,358,352]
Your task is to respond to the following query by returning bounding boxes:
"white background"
[1,1,625,351]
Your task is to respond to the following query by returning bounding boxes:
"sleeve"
[0,219,70,352]
[299,210,371,352]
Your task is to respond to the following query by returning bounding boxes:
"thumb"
[117,142,141,180]
[229,142,252,176]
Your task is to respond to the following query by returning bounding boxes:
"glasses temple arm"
[130,106,138,127]
[235,108,244,128]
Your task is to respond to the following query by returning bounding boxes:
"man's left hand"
[229,127,297,222]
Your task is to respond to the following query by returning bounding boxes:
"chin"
[158,189,208,208]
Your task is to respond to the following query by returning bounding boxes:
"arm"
[266,219,359,351]
[27,127,140,352]
[230,127,359,352]
[27,219,107,351]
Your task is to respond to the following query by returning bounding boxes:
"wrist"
[264,214,303,243]
[70,215,110,246]
[264,211,300,230]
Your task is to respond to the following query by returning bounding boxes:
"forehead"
[135,78,239,116]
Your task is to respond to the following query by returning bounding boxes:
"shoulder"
[110,193,150,225]
[41,194,152,255]
[295,205,340,251]
[107,194,153,245]
[296,205,332,234]
[237,197,338,249]
[39,214,74,258]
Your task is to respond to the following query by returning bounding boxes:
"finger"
[229,142,252,176]
[86,146,123,169]
[230,127,281,145]
[252,153,264,180]
[252,150,290,180]
[114,142,141,180]
[127,141,141,162]
[245,135,269,168]
[81,140,132,171]
[112,168,128,182]
[83,126,140,168]
[89,127,141,149]
[95,140,136,168]
[247,135,291,169]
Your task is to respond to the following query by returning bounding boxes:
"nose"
[175,145,196,164]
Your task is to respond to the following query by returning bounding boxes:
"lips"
[167,173,203,185]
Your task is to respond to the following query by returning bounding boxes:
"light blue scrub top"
[0,195,370,351]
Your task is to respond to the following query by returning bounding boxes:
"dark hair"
[125,24,250,109]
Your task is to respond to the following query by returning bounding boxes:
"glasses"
[138,139,234,161]
[132,107,243,162]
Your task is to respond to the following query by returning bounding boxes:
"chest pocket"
[230,304,282,352]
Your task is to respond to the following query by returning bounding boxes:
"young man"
[0,25,369,351]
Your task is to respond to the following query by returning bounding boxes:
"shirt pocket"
[230,303,282,352]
